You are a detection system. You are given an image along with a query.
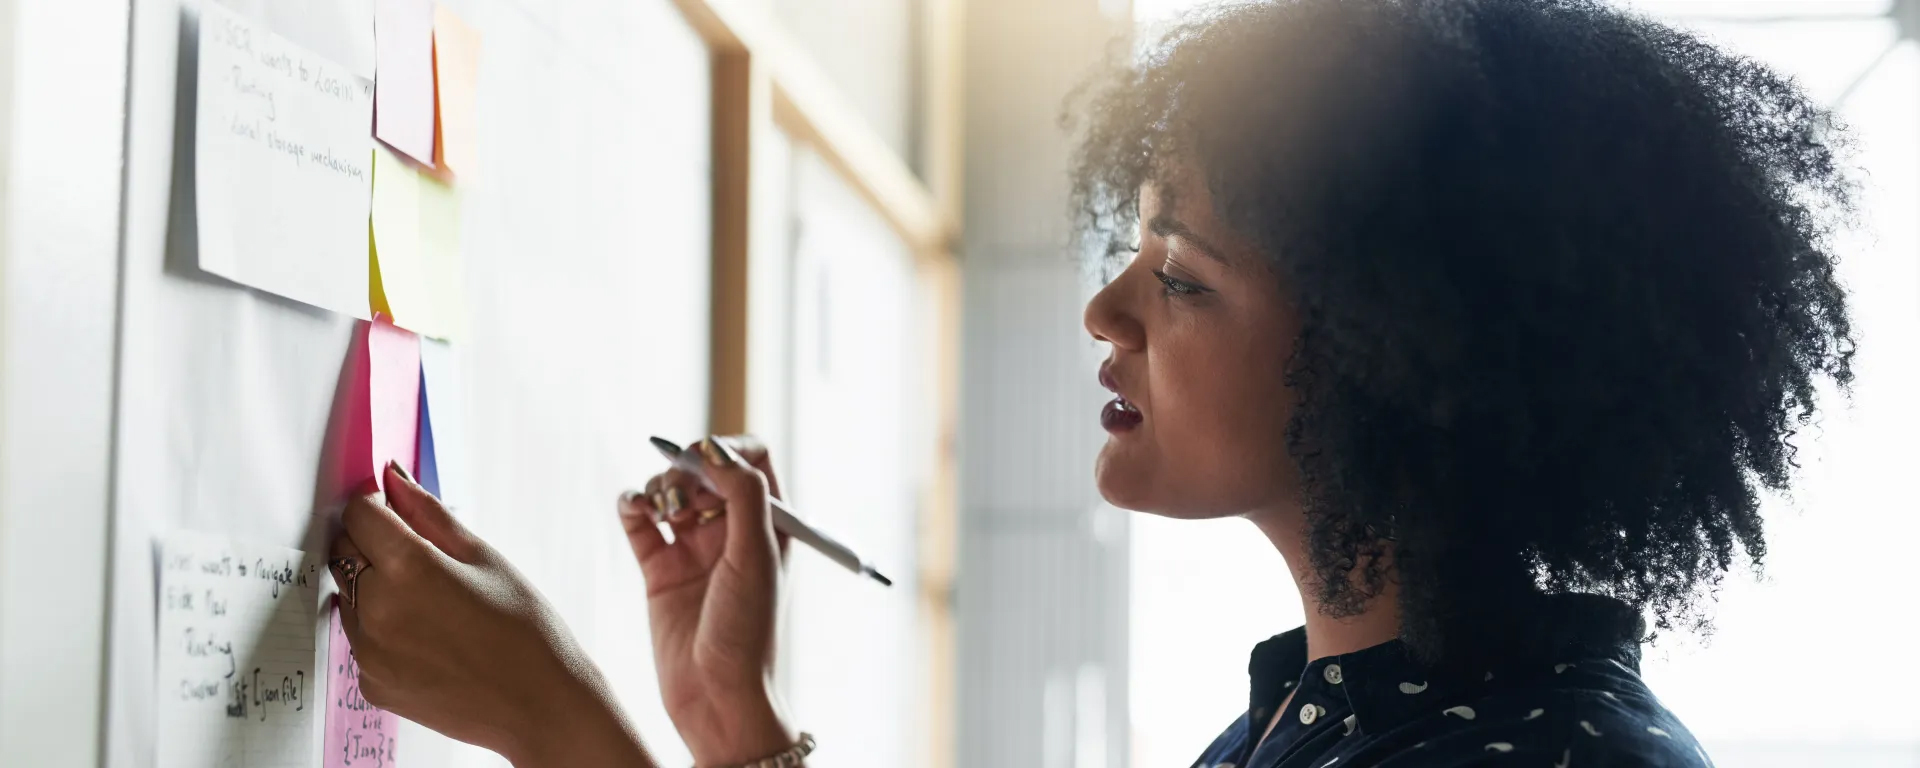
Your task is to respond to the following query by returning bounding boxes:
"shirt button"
[1324,664,1344,684]
[1299,703,1322,725]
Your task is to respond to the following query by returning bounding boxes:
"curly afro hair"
[1068,0,1857,665]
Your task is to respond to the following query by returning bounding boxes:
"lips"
[1099,363,1143,432]
[1101,396,1143,432]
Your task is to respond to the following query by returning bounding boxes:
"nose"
[1085,270,1146,351]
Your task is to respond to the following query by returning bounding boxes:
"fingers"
[340,479,432,568]
[616,433,777,563]
[692,437,780,569]
[328,532,369,612]
[382,461,482,563]
[715,434,782,500]
[643,467,724,526]
[329,525,368,564]
[619,490,670,561]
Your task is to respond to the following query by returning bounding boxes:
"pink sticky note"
[324,599,398,768]
[367,316,422,487]
[375,0,437,165]
[337,316,421,495]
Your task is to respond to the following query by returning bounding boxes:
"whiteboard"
[107,0,715,765]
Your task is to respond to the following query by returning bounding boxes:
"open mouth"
[1098,364,1143,432]
[1101,394,1142,432]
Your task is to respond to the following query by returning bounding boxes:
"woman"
[327,0,1857,765]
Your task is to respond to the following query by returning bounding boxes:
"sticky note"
[371,145,466,339]
[432,6,482,179]
[195,2,373,317]
[368,316,422,486]
[338,316,422,494]
[416,338,467,509]
[418,168,467,339]
[156,531,322,768]
[375,0,436,165]
[372,147,429,331]
[416,375,440,498]
[324,598,399,768]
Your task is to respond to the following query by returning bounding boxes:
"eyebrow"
[1147,213,1232,266]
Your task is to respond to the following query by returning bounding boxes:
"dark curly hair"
[1068,0,1857,665]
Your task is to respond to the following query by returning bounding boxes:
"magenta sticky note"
[367,316,422,488]
[324,599,398,768]
[375,0,437,165]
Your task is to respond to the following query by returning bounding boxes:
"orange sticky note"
[432,5,482,179]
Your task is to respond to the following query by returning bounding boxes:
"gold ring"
[695,507,725,525]
[329,557,370,608]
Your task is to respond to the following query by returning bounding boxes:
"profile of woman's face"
[1084,177,1303,519]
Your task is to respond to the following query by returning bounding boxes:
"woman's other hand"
[330,463,654,768]
[618,436,798,766]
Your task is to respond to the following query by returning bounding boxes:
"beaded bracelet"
[711,733,815,768]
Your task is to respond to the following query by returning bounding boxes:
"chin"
[1093,442,1201,519]
[1093,441,1154,511]
[1094,441,1262,520]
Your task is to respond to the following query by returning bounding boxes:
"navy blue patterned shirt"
[1194,596,1711,768]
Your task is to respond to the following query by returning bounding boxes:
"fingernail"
[697,437,740,468]
[387,460,414,484]
[651,489,683,518]
[618,491,644,518]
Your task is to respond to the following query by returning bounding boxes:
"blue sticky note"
[416,362,442,498]
[415,337,465,510]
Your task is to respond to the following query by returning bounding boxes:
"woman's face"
[1085,177,1303,518]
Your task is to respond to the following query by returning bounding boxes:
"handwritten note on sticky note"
[195,2,373,318]
[324,599,399,768]
[371,146,466,339]
[369,317,422,486]
[432,5,482,178]
[375,0,436,165]
[156,531,322,768]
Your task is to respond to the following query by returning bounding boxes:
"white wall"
[0,0,129,766]
[776,145,930,768]
[105,1,714,766]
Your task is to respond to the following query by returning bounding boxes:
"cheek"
[1143,328,1298,513]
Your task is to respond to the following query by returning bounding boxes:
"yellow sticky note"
[370,220,392,317]
[372,146,428,329]
[371,145,465,338]
[419,166,467,339]
[433,5,482,180]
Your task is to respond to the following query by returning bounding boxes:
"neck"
[1249,508,1402,661]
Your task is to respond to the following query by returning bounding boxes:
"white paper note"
[215,0,377,78]
[195,1,375,318]
[156,531,324,768]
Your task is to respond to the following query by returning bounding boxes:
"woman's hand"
[329,463,656,768]
[618,436,798,766]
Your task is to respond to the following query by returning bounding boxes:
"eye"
[1152,269,1210,297]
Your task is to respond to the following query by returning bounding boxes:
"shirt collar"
[1246,593,1645,735]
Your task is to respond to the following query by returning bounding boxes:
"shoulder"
[1382,662,1710,768]
[1192,710,1254,767]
